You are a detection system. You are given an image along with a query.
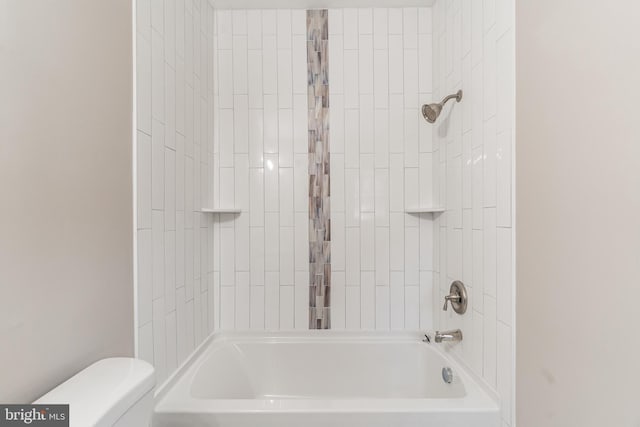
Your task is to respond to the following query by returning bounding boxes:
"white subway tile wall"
[210,7,435,331]
[136,0,216,384]
[211,9,310,330]
[329,7,435,330]
[432,1,514,426]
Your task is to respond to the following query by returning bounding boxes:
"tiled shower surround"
[210,7,435,330]
[306,10,331,329]
[136,3,515,421]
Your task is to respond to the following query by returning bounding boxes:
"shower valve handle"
[441,281,468,314]
[443,293,461,311]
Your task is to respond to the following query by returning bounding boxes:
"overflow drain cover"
[442,367,454,384]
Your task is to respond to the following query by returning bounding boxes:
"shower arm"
[440,91,463,106]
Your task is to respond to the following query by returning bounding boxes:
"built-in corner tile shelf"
[405,207,446,214]
[200,208,242,214]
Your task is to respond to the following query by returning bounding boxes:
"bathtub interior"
[152,332,500,427]
[190,340,467,399]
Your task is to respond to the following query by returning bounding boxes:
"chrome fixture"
[443,280,468,314]
[442,367,454,384]
[434,329,463,343]
[421,90,463,123]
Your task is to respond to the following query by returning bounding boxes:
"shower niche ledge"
[200,208,242,214]
[405,207,445,214]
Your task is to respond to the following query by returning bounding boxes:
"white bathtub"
[153,332,499,427]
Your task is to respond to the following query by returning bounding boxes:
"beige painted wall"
[516,1,640,426]
[0,0,133,402]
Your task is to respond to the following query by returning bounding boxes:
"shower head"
[421,90,463,123]
[422,103,442,123]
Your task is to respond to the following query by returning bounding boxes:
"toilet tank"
[35,358,155,427]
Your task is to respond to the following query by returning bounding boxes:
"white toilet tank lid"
[35,357,155,427]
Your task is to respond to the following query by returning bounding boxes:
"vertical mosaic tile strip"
[307,10,330,329]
